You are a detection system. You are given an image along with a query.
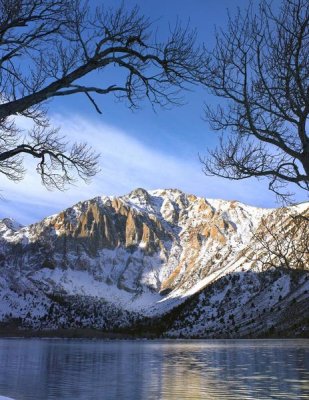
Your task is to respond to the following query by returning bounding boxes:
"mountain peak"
[127,187,151,201]
[0,189,308,337]
[0,217,23,233]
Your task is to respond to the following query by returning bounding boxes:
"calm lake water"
[0,339,308,400]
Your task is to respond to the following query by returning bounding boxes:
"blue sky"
[0,0,306,225]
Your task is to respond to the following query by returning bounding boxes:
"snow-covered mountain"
[0,188,308,337]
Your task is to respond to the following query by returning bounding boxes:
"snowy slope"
[0,188,308,336]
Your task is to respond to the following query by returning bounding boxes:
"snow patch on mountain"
[0,188,308,336]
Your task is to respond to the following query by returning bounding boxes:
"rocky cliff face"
[0,188,308,337]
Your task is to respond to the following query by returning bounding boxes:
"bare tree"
[201,0,309,202]
[0,0,205,189]
[249,207,309,271]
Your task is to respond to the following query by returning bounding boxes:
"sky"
[0,0,307,225]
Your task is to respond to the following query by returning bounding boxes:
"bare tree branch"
[201,0,309,202]
[249,206,309,270]
[0,0,206,189]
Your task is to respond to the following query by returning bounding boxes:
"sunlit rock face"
[0,188,308,337]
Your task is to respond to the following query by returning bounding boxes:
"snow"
[290,201,309,213]
[30,266,163,313]
[0,396,16,400]
[0,188,308,332]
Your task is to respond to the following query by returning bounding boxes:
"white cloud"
[0,113,306,225]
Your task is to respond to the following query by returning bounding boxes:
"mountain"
[0,188,308,337]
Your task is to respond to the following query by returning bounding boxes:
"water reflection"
[0,339,308,400]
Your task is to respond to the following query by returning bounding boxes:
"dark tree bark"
[201,0,309,202]
[0,0,206,189]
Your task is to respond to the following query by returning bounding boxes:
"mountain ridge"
[0,188,308,337]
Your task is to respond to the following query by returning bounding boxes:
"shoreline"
[0,328,308,340]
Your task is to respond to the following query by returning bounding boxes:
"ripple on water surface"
[0,339,308,400]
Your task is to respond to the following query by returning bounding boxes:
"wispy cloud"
[0,113,305,225]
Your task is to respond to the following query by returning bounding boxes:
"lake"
[0,339,308,399]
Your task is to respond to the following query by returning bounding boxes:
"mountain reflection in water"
[0,339,308,400]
